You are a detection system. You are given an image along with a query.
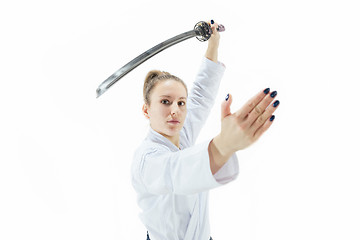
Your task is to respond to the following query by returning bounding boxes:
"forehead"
[152,80,187,99]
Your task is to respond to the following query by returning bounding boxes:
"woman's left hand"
[205,20,220,63]
[208,20,220,48]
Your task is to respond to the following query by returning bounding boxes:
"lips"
[168,120,180,124]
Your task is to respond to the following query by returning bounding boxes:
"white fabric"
[131,57,239,240]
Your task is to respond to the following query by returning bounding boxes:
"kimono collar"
[147,127,183,151]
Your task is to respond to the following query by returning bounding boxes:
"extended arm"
[208,89,280,174]
[138,142,226,195]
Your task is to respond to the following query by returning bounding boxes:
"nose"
[170,103,180,116]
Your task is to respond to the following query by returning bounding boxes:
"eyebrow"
[159,95,187,100]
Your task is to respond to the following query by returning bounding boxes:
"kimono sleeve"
[138,140,224,195]
[213,153,239,184]
[182,57,226,145]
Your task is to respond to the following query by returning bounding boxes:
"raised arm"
[205,20,220,63]
[181,21,225,145]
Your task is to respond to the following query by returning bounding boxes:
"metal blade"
[96,21,224,98]
[96,29,197,98]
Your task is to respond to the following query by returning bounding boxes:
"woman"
[131,20,280,240]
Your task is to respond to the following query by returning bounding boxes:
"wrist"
[212,135,233,158]
[205,49,218,63]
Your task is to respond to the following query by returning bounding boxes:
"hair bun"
[143,70,187,105]
[145,70,162,83]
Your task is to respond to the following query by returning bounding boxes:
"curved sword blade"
[96,30,197,98]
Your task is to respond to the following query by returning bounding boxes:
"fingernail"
[273,100,280,108]
[263,88,270,94]
[270,91,277,98]
[270,115,275,121]
[225,94,229,101]
[211,20,215,24]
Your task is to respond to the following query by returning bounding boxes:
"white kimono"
[131,57,239,240]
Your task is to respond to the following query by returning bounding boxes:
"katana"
[96,21,225,98]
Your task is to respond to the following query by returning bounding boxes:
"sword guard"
[194,21,225,42]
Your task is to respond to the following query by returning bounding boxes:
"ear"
[142,103,150,119]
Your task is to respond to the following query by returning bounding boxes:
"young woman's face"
[143,79,187,141]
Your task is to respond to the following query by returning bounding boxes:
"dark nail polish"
[270,91,277,98]
[263,88,270,94]
[211,20,215,24]
[270,115,275,121]
[273,100,280,108]
[225,94,229,101]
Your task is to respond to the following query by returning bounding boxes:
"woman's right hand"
[212,89,280,157]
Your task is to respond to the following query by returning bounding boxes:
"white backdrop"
[1,0,359,239]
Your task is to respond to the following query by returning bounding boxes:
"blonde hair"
[143,70,188,105]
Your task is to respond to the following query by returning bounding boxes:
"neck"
[150,126,181,149]
[160,132,180,149]
[166,134,180,149]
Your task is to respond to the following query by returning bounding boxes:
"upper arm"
[181,58,226,144]
[138,142,222,195]
[140,148,174,195]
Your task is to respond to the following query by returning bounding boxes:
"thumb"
[221,93,232,120]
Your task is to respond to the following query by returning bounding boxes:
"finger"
[250,99,280,131]
[246,90,277,125]
[212,23,219,33]
[253,114,276,140]
[209,20,219,33]
[235,88,270,120]
[221,93,232,120]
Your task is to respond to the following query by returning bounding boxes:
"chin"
[153,123,183,138]
[164,126,182,136]
[164,129,178,137]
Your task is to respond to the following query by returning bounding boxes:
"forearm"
[208,135,233,175]
[205,44,219,63]
[205,21,220,63]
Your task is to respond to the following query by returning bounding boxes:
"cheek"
[157,105,168,116]
[150,105,168,118]
[182,107,187,115]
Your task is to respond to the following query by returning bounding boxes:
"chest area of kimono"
[166,192,208,216]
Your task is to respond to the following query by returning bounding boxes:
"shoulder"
[131,140,171,176]
[133,140,170,160]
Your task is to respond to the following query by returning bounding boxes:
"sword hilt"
[194,21,225,42]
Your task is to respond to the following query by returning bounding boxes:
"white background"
[1,0,359,239]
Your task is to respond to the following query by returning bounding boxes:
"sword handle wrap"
[217,24,225,32]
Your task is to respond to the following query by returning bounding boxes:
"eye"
[178,101,186,106]
[161,99,170,105]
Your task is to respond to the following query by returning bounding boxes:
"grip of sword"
[216,24,225,32]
